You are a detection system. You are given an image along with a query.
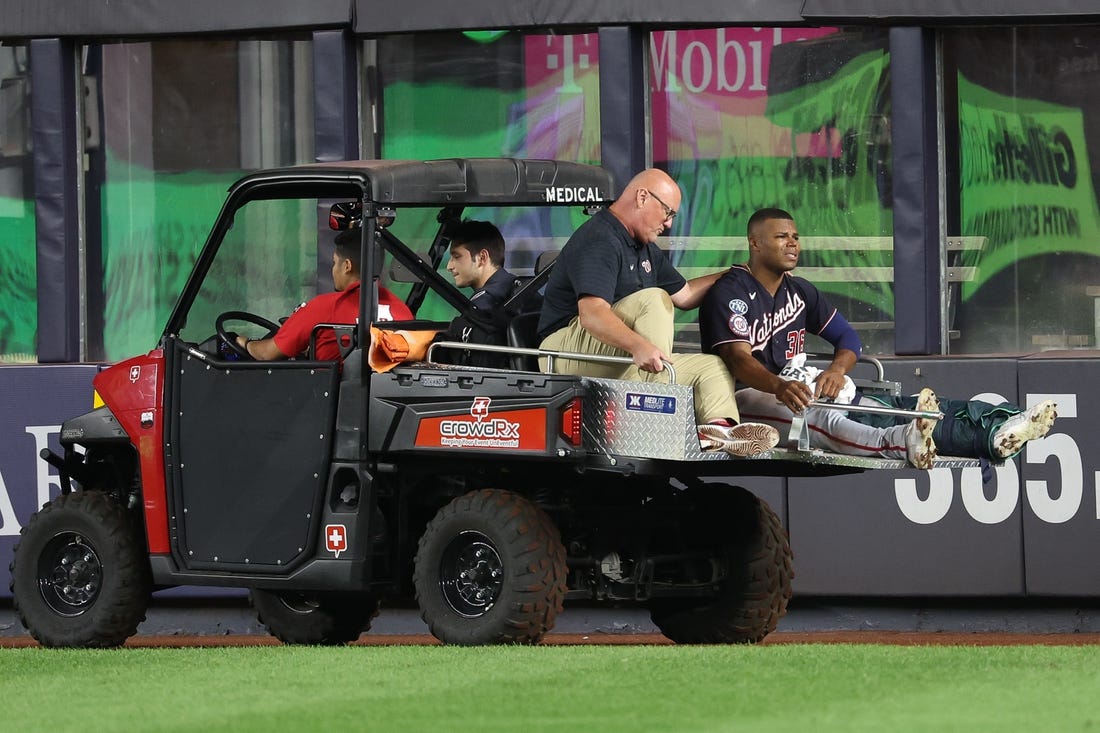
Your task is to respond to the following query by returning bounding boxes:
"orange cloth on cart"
[367,325,439,372]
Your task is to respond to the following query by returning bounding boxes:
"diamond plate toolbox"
[580,377,713,461]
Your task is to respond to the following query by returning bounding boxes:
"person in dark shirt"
[446,220,517,311]
[536,168,779,457]
[699,207,1057,468]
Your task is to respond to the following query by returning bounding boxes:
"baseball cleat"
[697,424,727,451]
[915,387,940,434]
[698,421,779,457]
[906,388,939,469]
[992,400,1057,458]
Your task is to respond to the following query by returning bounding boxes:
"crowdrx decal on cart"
[415,397,547,451]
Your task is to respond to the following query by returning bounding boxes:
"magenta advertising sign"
[522,33,602,162]
[649,27,839,164]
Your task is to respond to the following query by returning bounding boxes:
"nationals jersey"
[699,265,840,373]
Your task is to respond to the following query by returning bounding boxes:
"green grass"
[2,644,1099,733]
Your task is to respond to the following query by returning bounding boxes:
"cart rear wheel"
[413,489,566,645]
[649,485,793,644]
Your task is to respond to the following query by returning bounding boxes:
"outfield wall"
[1,365,102,598]
[790,353,1098,597]
[2,355,1096,599]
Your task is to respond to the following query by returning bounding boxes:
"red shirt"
[379,285,414,322]
[274,282,413,361]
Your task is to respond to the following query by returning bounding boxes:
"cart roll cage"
[162,158,615,351]
[300,158,616,207]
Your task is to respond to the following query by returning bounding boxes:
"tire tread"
[9,491,150,648]
[414,489,566,645]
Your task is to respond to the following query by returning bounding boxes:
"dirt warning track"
[4,631,1100,648]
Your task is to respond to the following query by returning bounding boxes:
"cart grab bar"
[426,340,676,383]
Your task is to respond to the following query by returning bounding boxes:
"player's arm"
[814,348,857,399]
[577,295,667,373]
[717,341,813,413]
[813,310,861,399]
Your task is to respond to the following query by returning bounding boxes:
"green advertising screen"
[99,157,238,358]
[0,196,36,362]
[946,26,1100,353]
[958,74,1100,299]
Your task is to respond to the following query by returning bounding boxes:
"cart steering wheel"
[215,310,282,359]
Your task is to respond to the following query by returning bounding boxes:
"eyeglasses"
[647,190,677,221]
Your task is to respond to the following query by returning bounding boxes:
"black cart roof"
[229,158,616,208]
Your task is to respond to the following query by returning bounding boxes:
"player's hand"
[814,369,847,400]
[631,341,669,374]
[775,378,813,413]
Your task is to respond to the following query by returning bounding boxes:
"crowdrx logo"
[438,397,522,448]
[471,396,491,421]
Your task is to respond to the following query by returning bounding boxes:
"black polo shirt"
[470,267,517,311]
[537,208,686,338]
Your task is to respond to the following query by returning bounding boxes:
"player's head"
[747,208,799,274]
[747,208,794,239]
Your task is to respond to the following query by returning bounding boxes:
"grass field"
[3,643,1100,733]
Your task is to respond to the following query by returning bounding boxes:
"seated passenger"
[699,208,1057,469]
[434,220,523,369]
[445,219,518,311]
[239,228,412,361]
[535,168,779,457]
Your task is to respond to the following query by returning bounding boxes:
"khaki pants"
[538,288,739,424]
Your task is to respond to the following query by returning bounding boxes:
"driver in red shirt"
[239,229,412,361]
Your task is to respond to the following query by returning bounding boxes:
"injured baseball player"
[698,207,1057,469]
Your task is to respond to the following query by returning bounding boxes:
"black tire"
[413,489,566,645]
[649,485,793,644]
[9,491,151,648]
[250,590,381,645]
